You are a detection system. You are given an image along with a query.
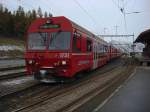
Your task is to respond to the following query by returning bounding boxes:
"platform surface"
[96,67,150,112]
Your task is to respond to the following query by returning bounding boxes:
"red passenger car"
[25,16,121,82]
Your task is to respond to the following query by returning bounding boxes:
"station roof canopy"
[135,29,150,43]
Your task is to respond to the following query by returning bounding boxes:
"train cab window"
[49,32,71,50]
[73,33,82,52]
[28,32,48,50]
[87,39,92,52]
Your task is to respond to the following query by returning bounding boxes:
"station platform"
[95,67,150,112]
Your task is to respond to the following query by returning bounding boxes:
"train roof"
[60,16,108,45]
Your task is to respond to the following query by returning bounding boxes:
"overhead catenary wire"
[73,0,97,25]
[122,0,128,35]
[87,0,107,35]
[111,0,129,42]
[73,0,102,35]
[112,0,133,34]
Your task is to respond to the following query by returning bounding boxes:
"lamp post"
[120,7,141,29]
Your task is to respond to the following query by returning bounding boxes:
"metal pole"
[132,33,135,58]
[114,25,119,35]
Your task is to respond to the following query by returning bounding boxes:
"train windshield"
[28,32,48,50]
[48,32,71,50]
[28,32,71,50]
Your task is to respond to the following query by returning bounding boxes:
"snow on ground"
[0,45,24,51]
[0,45,24,59]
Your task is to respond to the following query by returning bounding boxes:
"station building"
[135,29,150,65]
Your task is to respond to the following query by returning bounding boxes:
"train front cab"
[25,17,75,81]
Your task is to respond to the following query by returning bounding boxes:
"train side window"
[73,33,81,52]
[104,46,107,53]
[87,39,92,52]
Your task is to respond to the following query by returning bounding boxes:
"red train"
[25,16,121,82]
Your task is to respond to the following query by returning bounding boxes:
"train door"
[93,42,98,69]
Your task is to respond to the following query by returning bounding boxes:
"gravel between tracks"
[21,66,126,112]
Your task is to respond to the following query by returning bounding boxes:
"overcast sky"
[1,0,150,42]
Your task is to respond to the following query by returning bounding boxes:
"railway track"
[0,65,36,99]
[0,65,25,80]
[22,65,129,112]
[0,58,128,112]
[0,65,25,71]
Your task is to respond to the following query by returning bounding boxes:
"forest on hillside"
[0,4,53,39]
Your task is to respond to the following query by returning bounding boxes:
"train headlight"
[62,61,67,65]
[28,60,33,64]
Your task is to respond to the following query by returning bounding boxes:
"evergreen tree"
[48,12,53,17]
[37,7,43,18]
[26,10,32,18]
[0,4,3,12]
[0,4,4,34]
[32,9,37,19]
[44,11,48,18]
[0,4,53,39]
